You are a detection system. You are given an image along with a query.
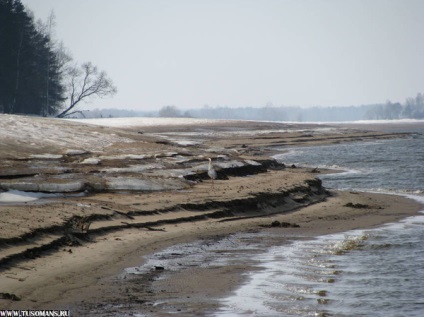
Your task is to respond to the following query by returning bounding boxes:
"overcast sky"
[21,0,424,111]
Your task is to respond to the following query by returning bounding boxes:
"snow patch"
[105,177,165,191]
[30,154,63,159]
[147,168,194,178]
[0,114,134,151]
[68,117,231,128]
[173,140,199,146]
[38,181,85,193]
[244,159,261,166]
[65,149,88,156]
[0,190,59,203]
[80,158,101,165]
[99,154,149,160]
[101,164,164,173]
[1,180,85,193]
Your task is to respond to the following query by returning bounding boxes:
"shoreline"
[1,190,422,315]
[0,116,422,315]
[143,192,424,317]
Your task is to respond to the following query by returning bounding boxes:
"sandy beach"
[0,115,422,316]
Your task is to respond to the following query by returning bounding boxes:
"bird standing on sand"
[208,158,217,186]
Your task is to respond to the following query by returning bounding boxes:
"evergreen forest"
[0,0,116,117]
[0,0,66,115]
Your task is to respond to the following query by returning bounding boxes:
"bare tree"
[158,105,181,117]
[57,62,117,118]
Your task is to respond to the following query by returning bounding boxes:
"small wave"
[322,234,369,256]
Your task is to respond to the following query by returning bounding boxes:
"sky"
[21,0,424,111]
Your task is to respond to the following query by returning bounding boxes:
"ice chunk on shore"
[81,158,101,165]
[0,180,85,193]
[105,177,182,191]
[244,159,261,166]
[173,140,200,146]
[0,181,38,192]
[0,190,58,203]
[30,154,63,159]
[65,149,88,156]
[101,163,164,174]
[38,181,85,193]
[106,177,164,191]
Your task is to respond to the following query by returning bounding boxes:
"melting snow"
[65,149,88,156]
[0,114,134,151]
[68,117,231,128]
[80,158,101,165]
[172,140,200,146]
[0,190,59,203]
[30,154,63,159]
[1,180,85,193]
[101,164,164,173]
[106,177,165,191]
[99,154,147,160]
[244,159,261,166]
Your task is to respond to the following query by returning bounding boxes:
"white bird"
[208,158,217,186]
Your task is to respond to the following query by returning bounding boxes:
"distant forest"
[0,0,115,117]
[79,93,424,122]
[186,94,424,122]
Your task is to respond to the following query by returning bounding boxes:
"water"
[212,127,424,316]
[273,136,424,195]
[215,215,424,317]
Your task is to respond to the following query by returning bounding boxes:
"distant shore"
[0,115,422,315]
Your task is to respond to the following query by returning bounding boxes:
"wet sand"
[0,115,422,315]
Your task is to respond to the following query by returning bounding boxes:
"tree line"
[364,93,424,120]
[154,93,424,122]
[75,94,424,121]
[0,0,116,117]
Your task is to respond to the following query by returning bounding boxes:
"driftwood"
[101,206,135,220]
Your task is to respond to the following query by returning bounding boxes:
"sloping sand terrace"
[0,115,422,315]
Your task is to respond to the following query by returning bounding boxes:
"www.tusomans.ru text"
[0,311,70,317]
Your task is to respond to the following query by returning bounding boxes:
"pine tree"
[0,0,66,115]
